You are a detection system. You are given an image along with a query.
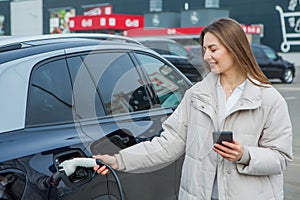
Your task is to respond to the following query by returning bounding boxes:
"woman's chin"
[211,68,221,74]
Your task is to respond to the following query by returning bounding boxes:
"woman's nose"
[203,51,211,61]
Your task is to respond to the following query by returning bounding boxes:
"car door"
[0,55,88,200]
[261,45,286,79]
[132,51,191,197]
[56,49,190,200]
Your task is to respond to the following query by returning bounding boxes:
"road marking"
[289,155,300,167]
[290,162,300,167]
[275,87,300,91]
[291,155,300,160]
[285,96,297,100]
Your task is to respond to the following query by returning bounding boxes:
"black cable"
[47,172,60,200]
[95,160,125,200]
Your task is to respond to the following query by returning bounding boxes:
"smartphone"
[213,131,233,145]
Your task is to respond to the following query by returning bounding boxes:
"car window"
[146,42,170,55]
[262,46,277,60]
[167,42,189,57]
[83,52,151,115]
[190,47,202,58]
[135,53,190,108]
[67,56,105,119]
[27,59,73,126]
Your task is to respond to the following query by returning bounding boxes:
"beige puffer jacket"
[115,73,293,200]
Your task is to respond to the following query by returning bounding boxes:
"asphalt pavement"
[273,66,300,200]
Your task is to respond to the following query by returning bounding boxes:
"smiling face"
[199,18,270,85]
[202,32,237,75]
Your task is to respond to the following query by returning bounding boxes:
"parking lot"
[274,65,300,199]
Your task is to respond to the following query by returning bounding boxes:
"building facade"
[0,0,300,52]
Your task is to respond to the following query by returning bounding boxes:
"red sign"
[123,27,204,37]
[241,24,262,34]
[69,14,261,35]
[69,14,144,31]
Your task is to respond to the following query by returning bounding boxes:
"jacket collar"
[239,78,262,105]
[193,73,263,111]
[192,72,218,104]
[190,73,264,130]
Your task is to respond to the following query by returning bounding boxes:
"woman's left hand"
[213,139,244,162]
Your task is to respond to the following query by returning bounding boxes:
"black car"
[0,34,192,200]
[134,37,206,83]
[251,43,296,83]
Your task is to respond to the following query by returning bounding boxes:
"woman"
[93,18,293,200]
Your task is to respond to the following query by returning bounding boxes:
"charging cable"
[58,158,125,200]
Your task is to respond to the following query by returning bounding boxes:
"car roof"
[0,35,147,64]
[133,37,176,43]
[0,34,161,66]
[251,43,271,49]
[0,38,104,64]
[0,36,18,40]
[0,33,142,47]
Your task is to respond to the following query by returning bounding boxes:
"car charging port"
[53,149,94,188]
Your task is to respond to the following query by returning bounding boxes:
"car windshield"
[262,46,277,60]
[168,42,189,57]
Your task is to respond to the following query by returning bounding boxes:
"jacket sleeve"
[237,90,293,175]
[114,89,192,172]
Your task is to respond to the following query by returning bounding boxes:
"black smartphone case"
[213,131,233,144]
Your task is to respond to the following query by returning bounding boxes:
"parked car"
[0,34,192,200]
[185,45,202,58]
[251,43,295,83]
[134,37,206,83]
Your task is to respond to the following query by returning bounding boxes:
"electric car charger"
[58,158,125,200]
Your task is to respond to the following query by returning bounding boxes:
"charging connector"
[58,158,124,200]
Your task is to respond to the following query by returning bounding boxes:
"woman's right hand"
[92,154,119,175]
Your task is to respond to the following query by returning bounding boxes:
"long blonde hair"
[199,17,270,86]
